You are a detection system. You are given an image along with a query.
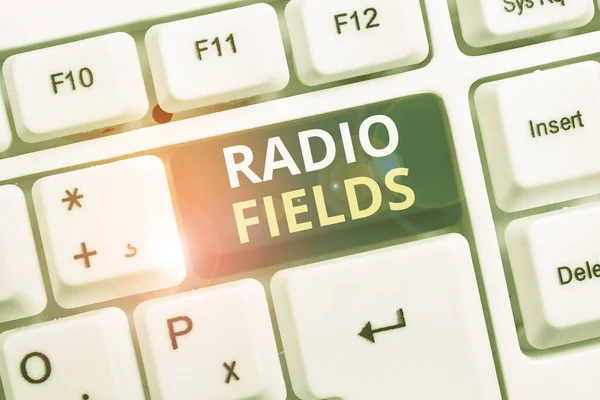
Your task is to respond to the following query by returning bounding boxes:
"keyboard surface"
[2,0,600,399]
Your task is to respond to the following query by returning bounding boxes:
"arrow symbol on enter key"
[359,308,407,343]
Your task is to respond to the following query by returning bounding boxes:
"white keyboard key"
[3,32,149,143]
[475,61,600,212]
[0,185,46,323]
[271,234,500,400]
[0,93,11,153]
[506,202,600,349]
[0,308,144,400]
[285,0,429,86]
[135,279,286,400]
[0,0,266,53]
[32,156,186,309]
[456,0,594,47]
[146,4,289,113]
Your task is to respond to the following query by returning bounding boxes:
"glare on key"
[172,95,462,278]
[32,156,186,309]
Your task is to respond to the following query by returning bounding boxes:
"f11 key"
[171,94,462,277]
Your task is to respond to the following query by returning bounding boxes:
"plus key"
[73,242,97,269]
[32,156,186,309]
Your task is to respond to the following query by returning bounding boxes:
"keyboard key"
[0,308,144,399]
[146,4,288,113]
[455,0,595,47]
[0,0,266,53]
[3,32,149,143]
[32,156,186,309]
[0,185,46,323]
[135,279,286,400]
[271,234,500,399]
[285,0,428,86]
[171,94,462,277]
[475,61,600,212]
[505,201,600,349]
[0,94,11,153]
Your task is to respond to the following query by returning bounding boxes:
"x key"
[223,361,240,384]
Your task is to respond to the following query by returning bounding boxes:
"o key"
[0,308,144,400]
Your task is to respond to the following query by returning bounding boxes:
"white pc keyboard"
[2,0,600,399]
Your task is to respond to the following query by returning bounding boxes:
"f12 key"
[286,0,429,86]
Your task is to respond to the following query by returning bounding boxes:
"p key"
[134,279,286,400]
[3,32,149,143]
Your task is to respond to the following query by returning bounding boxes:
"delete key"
[506,202,600,349]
